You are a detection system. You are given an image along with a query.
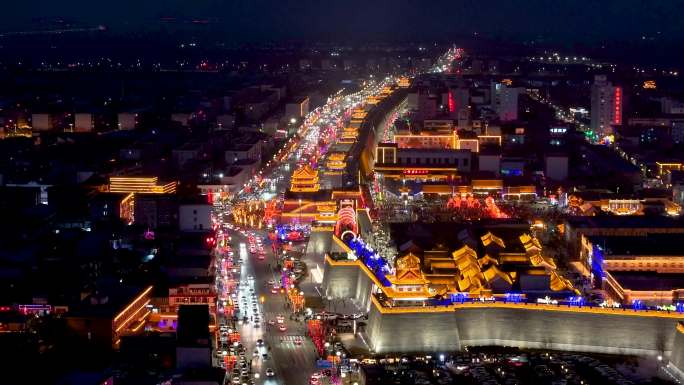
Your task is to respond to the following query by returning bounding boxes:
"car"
[231,377,241,384]
[276,315,284,324]
[294,338,303,346]
[258,254,265,260]
[278,324,287,332]
[256,339,264,346]
[267,279,276,286]
[270,287,279,294]
[266,368,275,377]
[268,319,275,325]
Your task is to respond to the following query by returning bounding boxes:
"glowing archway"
[335,206,358,237]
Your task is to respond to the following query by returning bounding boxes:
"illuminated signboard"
[613,87,622,125]
[403,169,429,175]
[18,304,52,314]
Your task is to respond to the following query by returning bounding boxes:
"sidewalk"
[338,332,371,356]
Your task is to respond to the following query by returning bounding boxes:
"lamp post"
[335,350,342,377]
[298,198,302,225]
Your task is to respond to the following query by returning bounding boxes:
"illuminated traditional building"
[109,176,177,194]
[351,109,367,120]
[339,127,359,144]
[289,165,320,193]
[66,286,154,348]
[325,152,347,171]
[359,228,577,307]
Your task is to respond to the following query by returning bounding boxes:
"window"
[453,158,459,166]
[463,158,469,167]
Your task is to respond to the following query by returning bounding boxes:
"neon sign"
[613,87,622,125]
[403,169,429,175]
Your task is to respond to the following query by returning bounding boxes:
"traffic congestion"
[211,79,395,385]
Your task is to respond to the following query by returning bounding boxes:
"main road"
[215,79,398,385]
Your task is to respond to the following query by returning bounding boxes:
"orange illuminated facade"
[395,131,457,149]
[339,127,359,143]
[657,162,683,177]
[109,176,177,194]
[289,165,320,192]
[326,152,347,170]
[119,192,135,224]
[113,285,153,347]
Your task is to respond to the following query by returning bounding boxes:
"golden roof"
[428,261,458,271]
[482,265,513,285]
[550,271,578,293]
[452,245,478,262]
[292,164,318,180]
[316,204,337,213]
[425,275,457,285]
[328,152,346,161]
[481,232,505,248]
[529,252,557,270]
[379,231,576,300]
[478,254,499,267]
[393,253,427,285]
[520,233,542,252]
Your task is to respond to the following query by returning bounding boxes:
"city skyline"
[1,3,684,385]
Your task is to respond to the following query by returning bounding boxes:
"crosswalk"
[280,334,305,342]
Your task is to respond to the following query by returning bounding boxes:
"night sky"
[2,0,684,44]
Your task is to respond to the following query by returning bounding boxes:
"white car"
[266,368,275,377]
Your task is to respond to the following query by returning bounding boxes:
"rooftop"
[177,304,210,347]
[591,234,684,257]
[610,271,684,291]
[567,215,684,229]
